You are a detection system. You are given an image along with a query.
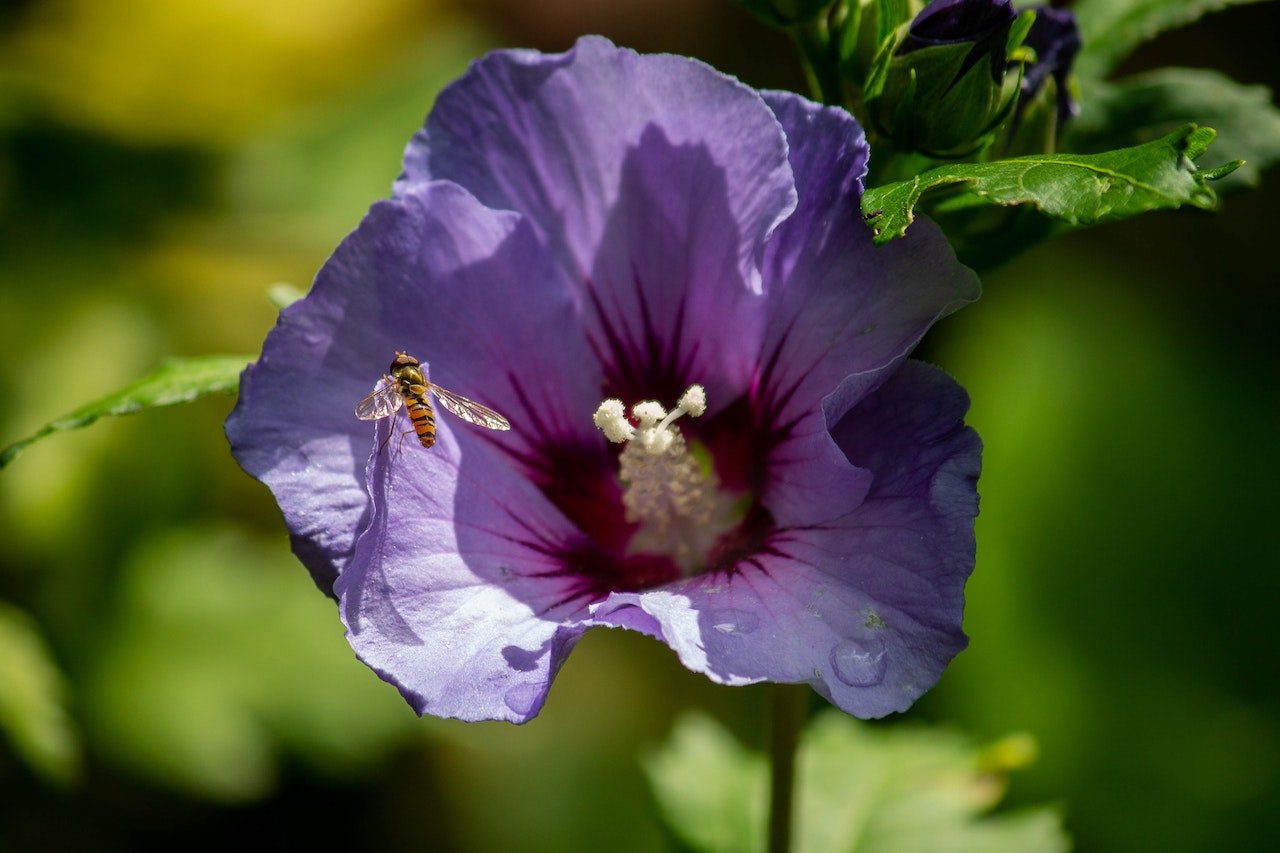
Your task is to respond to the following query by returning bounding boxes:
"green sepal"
[1001,76,1061,158]
[836,0,897,87]
[1006,8,1037,61]
[862,124,1240,245]
[868,11,1029,157]
[0,354,252,468]
[859,25,897,104]
[873,0,911,43]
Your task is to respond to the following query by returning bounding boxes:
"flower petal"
[400,36,795,290]
[759,91,979,426]
[592,362,980,718]
[399,36,798,407]
[226,205,421,592]
[385,183,616,512]
[227,181,607,591]
[753,92,980,524]
[338,416,593,723]
[581,121,772,408]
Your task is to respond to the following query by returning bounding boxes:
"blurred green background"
[1,1,1276,850]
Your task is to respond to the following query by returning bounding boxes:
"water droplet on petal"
[503,682,544,716]
[830,639,888,687]
[708,608,760,636]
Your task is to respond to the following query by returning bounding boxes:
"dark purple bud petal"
[1020,6,1082,123]
[901,0,1018,80]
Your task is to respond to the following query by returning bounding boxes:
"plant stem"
[792,16,845,106]
[768,683,809,853]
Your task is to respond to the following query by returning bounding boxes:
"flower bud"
[1019,6,1081,126]
[868,0,1021,156]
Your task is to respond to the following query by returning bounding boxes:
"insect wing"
[354,377,403,420]
[431,385,511,431]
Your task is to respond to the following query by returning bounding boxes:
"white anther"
[596,386,710,458]
[593,399,635,443]
[655,384,708,435]
[677,385,707,418]
[632,401,667,428]
[639,427,675,455]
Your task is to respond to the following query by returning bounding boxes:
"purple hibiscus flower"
[227,36,982,723]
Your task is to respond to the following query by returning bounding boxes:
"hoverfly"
[355,351,510,449]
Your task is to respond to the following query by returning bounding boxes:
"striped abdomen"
[404,393,437,448]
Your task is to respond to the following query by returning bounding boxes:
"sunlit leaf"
[1072,69,1280,188]
[862,125,1239,245]
[266,282,305,309]
[1072,0,1269,80]
[0,354,250,468]
[645,712,1068,853]
[0,604,80,784]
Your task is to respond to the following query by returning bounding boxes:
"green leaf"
[1072,0,1270,80]
[0,354,251,469]
[862,124,1240,245]
[1071,69,1280,188]
[645,712,1069,853]
[0,604,80,784]
[82,525,419,801]
[644,715,768,852]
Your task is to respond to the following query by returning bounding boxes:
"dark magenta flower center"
[523,385,784,605]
